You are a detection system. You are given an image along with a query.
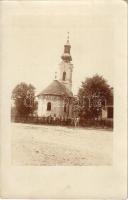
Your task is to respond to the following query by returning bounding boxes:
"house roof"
[37,80,73,97]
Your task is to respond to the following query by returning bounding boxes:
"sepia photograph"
[0,0,127,198]
[10,1,114,166]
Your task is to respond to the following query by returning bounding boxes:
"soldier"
[53,114,56,125]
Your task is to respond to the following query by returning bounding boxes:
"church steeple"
[59,33,74,91]
[61,32,72,62]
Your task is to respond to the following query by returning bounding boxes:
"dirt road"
[12,123,113,165]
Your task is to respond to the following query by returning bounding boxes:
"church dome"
[61,33,72,62]
[37,80,73,97]
[61,53,72,62]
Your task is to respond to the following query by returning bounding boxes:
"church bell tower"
[59,33,73,91]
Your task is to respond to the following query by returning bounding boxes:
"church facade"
[37,36,74,118]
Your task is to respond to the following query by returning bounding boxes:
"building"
[37,35,74,118]
[101,87,113,120]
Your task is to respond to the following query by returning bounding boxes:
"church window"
[47,102,51,111]
[63,71,66,81]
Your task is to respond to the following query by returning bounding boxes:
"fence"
[11,115,113,129]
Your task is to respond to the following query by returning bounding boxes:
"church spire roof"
[66,31,70,44]
[61,32,72,62]
[54,71,57,80]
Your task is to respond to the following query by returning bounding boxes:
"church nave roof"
[37,80,73,97]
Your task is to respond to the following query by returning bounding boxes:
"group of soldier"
[36,115,80,127]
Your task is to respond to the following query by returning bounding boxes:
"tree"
[78,74,113,119]
[12,82,37,119]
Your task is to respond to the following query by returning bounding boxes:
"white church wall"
[37,98,43,117]
[37,96,69,118]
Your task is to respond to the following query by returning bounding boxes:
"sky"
[1,0,126,95]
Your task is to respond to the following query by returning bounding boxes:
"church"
[37,35,74,118]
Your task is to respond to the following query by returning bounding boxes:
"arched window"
[64,104,66,112]
[47,102,51,111]
[62,71,66,81]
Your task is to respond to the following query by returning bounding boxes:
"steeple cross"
[54,71,57,80]
[67,32,69,41]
